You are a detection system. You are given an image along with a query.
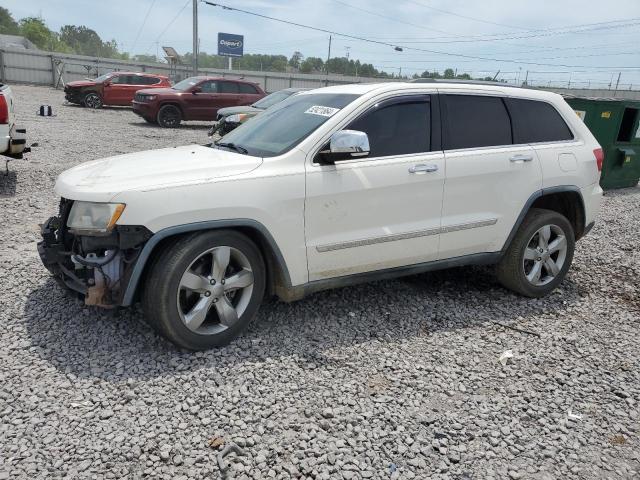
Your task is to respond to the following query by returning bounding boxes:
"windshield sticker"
[305,105,340,117]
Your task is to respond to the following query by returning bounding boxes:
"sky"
[4,0,640,89]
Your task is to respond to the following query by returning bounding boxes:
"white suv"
[39,82,603,350]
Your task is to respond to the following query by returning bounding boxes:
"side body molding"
[121,219,292,306]
[500,185,585,254]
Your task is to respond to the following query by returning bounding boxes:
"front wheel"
[157,104,182,128]
[142,230,266,350]
[496,208,575,298]
[83,92,103,109]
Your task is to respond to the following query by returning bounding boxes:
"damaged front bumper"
[38,202,152,308]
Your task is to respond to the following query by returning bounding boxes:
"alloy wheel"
[84,93,102,109]
[177,246,254,335]
[522,224,567,286]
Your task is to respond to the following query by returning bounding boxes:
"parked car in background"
[64,72,171,109]
[0,83,28,161]
[210,88,309,136]
[132,76,265,128]
[39,82,603,350]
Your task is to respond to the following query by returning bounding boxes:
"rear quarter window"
[506,98,574,143]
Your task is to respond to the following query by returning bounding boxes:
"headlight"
[145,95,157,101]
[226,113,249,123]
[66,201,126,235]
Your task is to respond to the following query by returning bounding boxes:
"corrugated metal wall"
[2,47,640,100]
[0,47,390,91]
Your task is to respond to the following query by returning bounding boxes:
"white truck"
[0,83,28,167]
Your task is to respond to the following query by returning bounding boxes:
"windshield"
[218,93,360,157]
[94,73,113,83]
[172,77,200,91]
[252,90,296,110]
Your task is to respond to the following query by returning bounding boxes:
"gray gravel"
[1,84,639,479]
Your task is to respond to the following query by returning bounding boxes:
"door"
[305,95,445,281]
[102,74,134,105]
[182,80,218,120]
[438,93,542,260]
[238,82,263,105]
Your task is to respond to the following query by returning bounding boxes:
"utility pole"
[192,0,198,75]
[614,71,621,96]
[326,35,332,76]
[524,70,529,86]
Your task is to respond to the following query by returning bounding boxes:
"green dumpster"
[565,96,640,189]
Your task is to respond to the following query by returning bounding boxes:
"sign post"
[218,33,244,71]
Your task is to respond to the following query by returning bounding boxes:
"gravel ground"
[0,84,639,480]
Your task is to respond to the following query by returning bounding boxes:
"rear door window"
[347,96,431,157]
[506,98,574,143]
[238,83,259,94]
[219,82,240,94]
[443,95,512,150]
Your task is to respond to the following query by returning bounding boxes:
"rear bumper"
[581,182,604,231]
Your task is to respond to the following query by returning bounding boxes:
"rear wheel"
[496,208,575,297]
[142,230,266,350]
[83,92,103,109]
[157,105,182,128]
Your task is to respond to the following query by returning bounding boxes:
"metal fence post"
[0,50,5,83]
[263,74,268,92]
[50,55,57,86]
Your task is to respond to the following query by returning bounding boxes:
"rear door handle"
[510,154,533,162]
[409,164,438,174]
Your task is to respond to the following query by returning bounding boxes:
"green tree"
[0,7,19,35]
[19,17,55,49]
[443,68,455,79]
[289,51,303,70]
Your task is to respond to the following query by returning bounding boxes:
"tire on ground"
[157,104,182,128]
[82,92,103,109]
[496,207,575,298]
[142,230,266,350]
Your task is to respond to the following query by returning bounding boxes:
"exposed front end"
[64,86,86,104]
[38,198,151,308]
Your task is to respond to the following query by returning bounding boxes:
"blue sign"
[218,33,244,57]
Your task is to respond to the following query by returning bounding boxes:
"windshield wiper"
[214,141,248,154]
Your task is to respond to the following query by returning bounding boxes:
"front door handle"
[409,164,438,174]
[510,154,533,163]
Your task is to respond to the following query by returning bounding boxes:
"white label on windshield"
[305,105,340,117]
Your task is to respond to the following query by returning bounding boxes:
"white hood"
[55,145,263,202]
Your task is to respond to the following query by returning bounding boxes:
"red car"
[132,76,266,128]
[64,72,171,109]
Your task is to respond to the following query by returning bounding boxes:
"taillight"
[0,95,8,124]
[593,148,604,172]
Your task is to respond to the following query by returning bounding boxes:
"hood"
[217,105,262,117]
[66,80,97,88]
[55,145,262,202]
[137,87,179,96]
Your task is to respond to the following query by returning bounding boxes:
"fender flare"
[500,185,586,255]
[121,219,291,306]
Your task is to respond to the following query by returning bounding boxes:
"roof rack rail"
[409,78,524,88]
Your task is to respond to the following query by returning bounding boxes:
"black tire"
[496,208,575,298]
[142,230,266,350]
[83,92,103,109]
[157,104,182,128]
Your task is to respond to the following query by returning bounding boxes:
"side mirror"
[317,130,370,164]
[192,87,202,94]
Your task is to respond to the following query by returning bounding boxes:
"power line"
[146,0,191,54]
[130,0,157,54]
[201,2,640,70]
[402,0,527,30]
